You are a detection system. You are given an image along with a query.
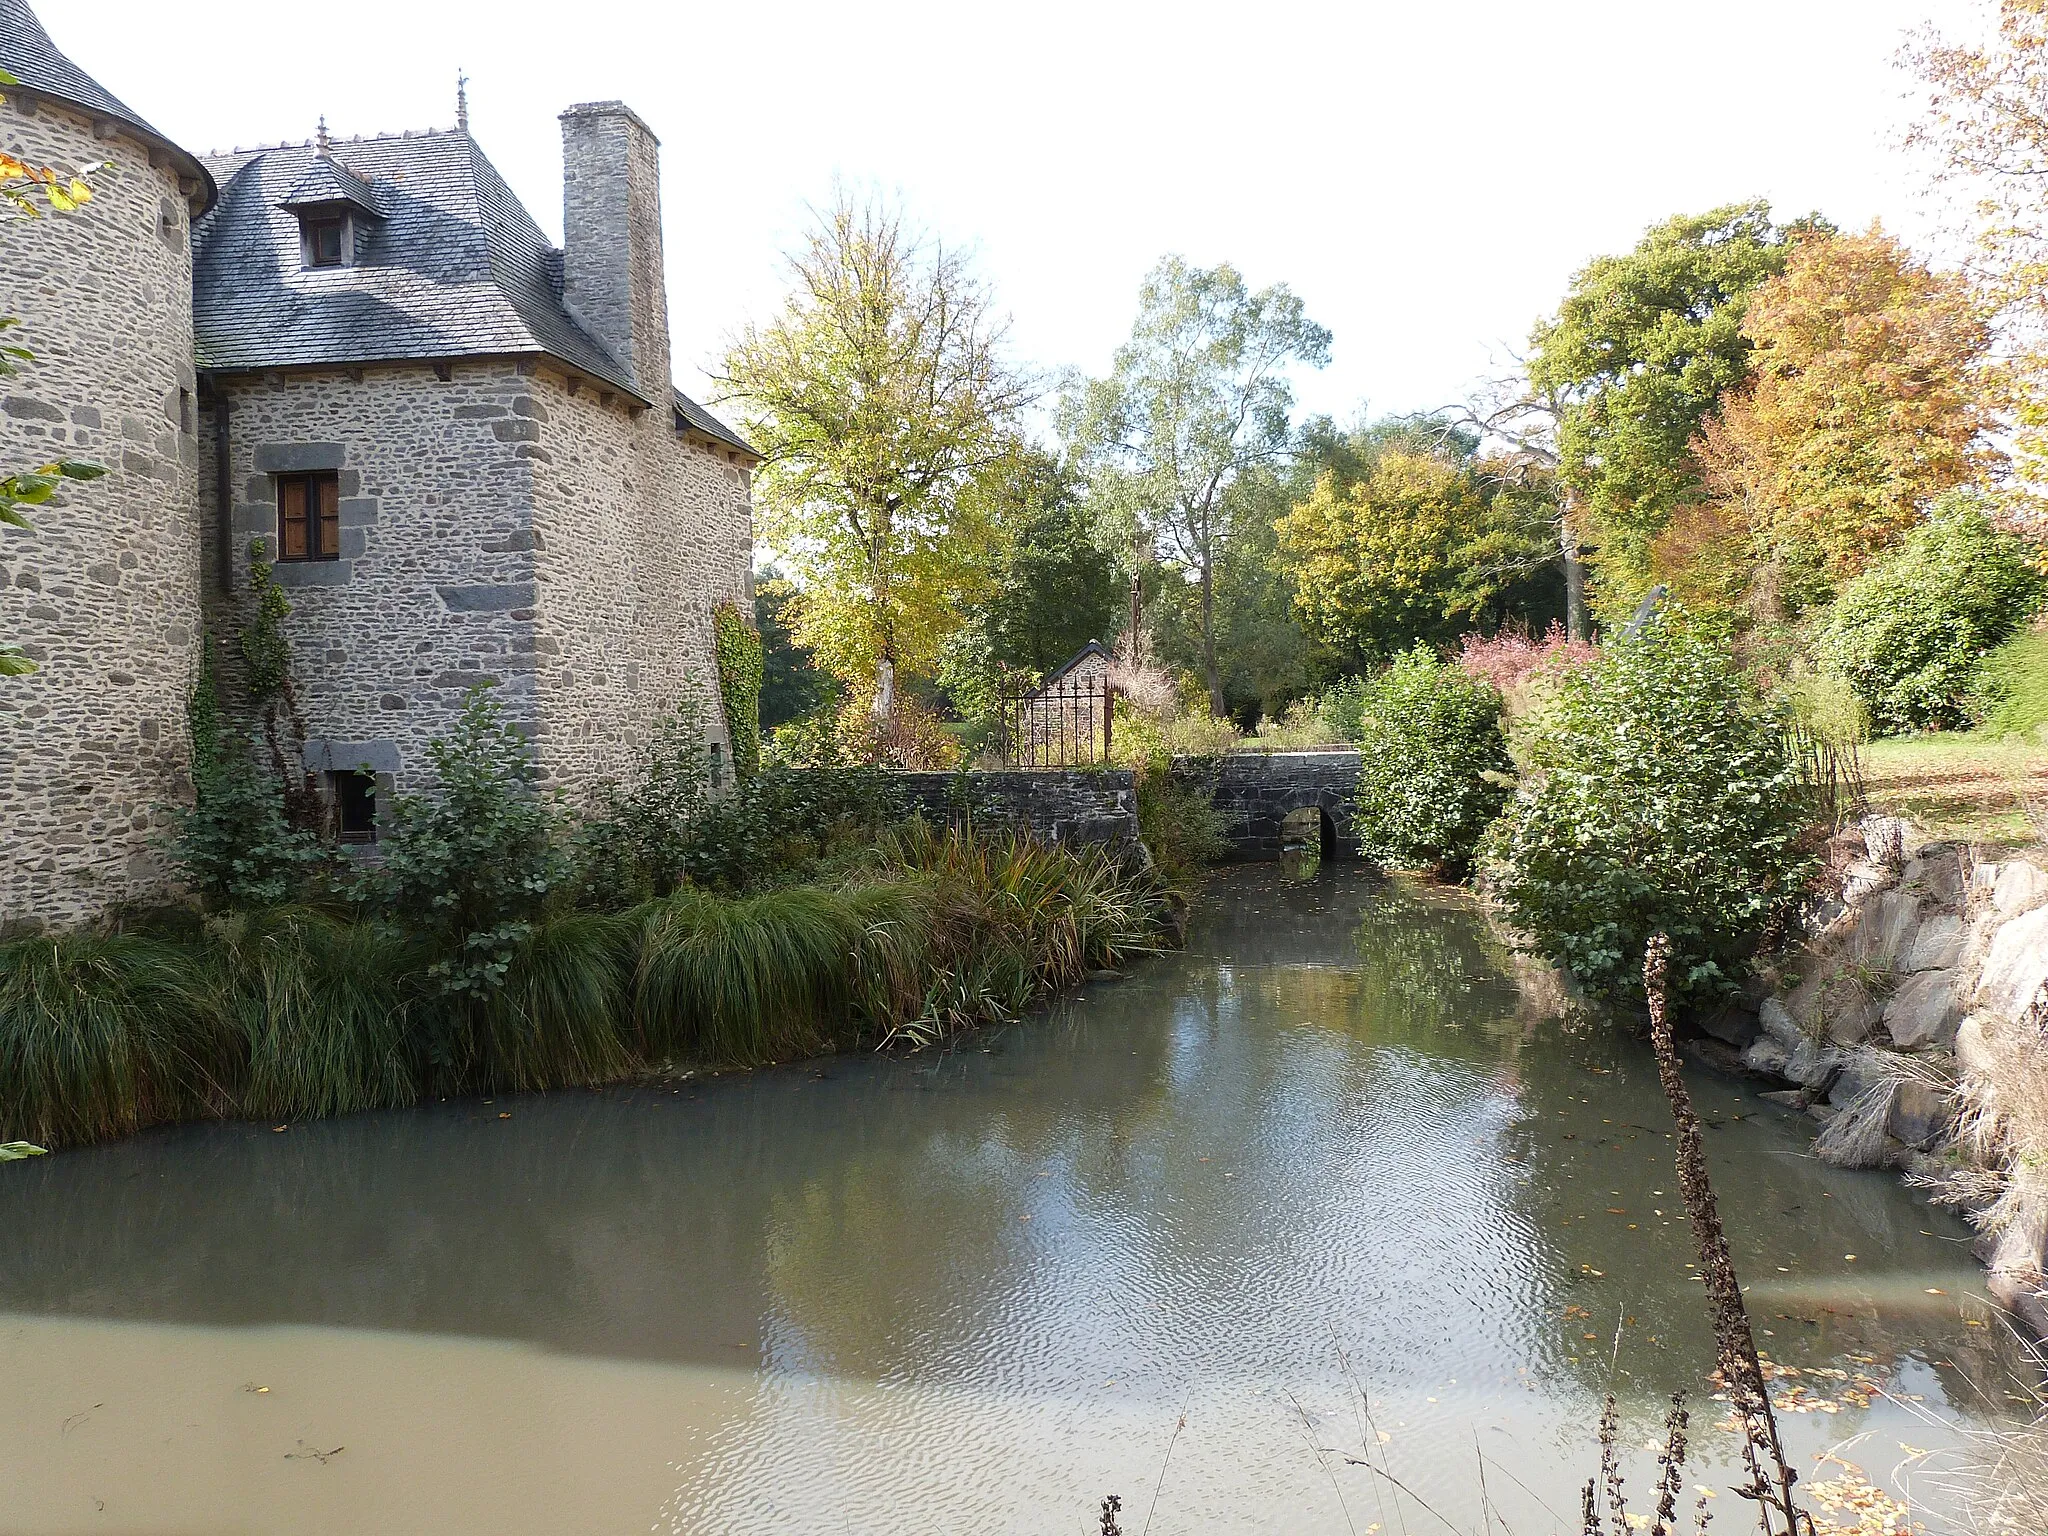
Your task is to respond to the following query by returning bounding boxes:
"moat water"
[0,867,2032,1533]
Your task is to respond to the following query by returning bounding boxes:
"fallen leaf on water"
[1376,1430,1391,1444]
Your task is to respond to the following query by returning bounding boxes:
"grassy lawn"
[1861,729,2048,847]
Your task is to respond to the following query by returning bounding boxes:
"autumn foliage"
[1673,227,1996,613]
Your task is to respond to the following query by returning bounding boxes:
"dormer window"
[302,212,349,267]
[280,152,381,271]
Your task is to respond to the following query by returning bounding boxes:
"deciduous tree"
[1274,434,1562,671]
[1679,226,1996,612]
[1065,257,1329,716]
[1903,1,2048,530]
[718,193,1033,726]
[1526,203,1812,620]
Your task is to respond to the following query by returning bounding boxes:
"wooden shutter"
[317,473,340,558]
[279,476,309,559]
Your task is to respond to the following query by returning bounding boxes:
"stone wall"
[527,370,753,795]
[1193,749,1361,860]
[891,769,1139,846]
[199,361,543,796]
[200,360,756,810]
[0,98,203,926]
[1732,817,2048,1337]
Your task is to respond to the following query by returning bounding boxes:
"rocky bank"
[1721,816,2048,1338]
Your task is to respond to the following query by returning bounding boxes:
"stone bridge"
[1184,749,1362,861]
[891,749,1362,861]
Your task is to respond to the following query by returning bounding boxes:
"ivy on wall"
[713,600,764,779]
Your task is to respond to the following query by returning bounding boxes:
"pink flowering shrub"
[1456,623,1597,699]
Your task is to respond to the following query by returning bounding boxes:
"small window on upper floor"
[302,213,348,268]
[276,471,340,561]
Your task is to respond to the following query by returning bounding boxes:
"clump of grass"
[0,932,230,1146]
[1,821,1175,1146]
[475,910,640,1092]
[208,908,416,1119]
[633,884,905,1063]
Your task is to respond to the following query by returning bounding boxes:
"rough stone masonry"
[0,1,756,929]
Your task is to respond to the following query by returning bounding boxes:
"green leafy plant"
[1812,500,2044,734]
[1350,645,1512,877]
[168,642,331,907]
[713,601,765,778]
[571,703,716,904]
[368,687,563,1037]
[1135,763,1231,893]
[1481,622,1813,1005]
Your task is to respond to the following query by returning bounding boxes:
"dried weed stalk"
[1644,932,1814,1536]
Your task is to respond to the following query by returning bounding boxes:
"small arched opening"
[1280,802,1337,879]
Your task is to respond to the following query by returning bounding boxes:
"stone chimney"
[559,100,671,401]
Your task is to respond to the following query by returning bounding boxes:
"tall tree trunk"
[872,656,895,724]
[1561,516,1587,643]
[1200,557,1225,719]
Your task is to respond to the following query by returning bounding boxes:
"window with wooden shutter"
[276,471,341,561]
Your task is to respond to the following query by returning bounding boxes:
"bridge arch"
[1195,750,1361,861]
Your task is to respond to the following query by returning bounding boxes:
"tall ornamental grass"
[0,822,1170,1149]
[0,933,231,1147]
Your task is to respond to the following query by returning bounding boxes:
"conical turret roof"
[0,0,212,211]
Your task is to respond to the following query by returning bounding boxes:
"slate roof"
[674,387,756,458]
[192,126,760,460]
[0,0,213,210]
[1031,640,1113,694]
[194,129,646,400]
[279,154,380,216]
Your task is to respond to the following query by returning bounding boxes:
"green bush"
[1481,624,1812,1006]
[368,687,564,1018]
[1973,625,2048,739]
[1812,501,2044,734]
[169,645,331,908]
[1350,646,1512,877]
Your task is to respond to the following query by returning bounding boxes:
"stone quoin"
[0,1,757,927]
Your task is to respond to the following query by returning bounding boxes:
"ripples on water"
[0,866,2030,1533]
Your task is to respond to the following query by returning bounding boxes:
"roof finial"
[456,70,470,134]
[315,115,331,157]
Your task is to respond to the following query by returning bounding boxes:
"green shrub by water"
[1350,645,1512,877]
[2,671,1173,1149]
[1812,499,2043,735]
[1481,621,1812,1007]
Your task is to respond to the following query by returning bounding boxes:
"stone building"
[0,1,756,927]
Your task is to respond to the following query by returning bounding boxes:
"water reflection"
[0,867,2026,1535]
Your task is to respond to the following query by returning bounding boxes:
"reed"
[0,931,230,1146]
[208,907,416,1119]
[473,909,640,1092]
[633,884,898,1062]
[0,824,1174,1147]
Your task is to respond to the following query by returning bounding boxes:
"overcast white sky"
[47,0,1972,426]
